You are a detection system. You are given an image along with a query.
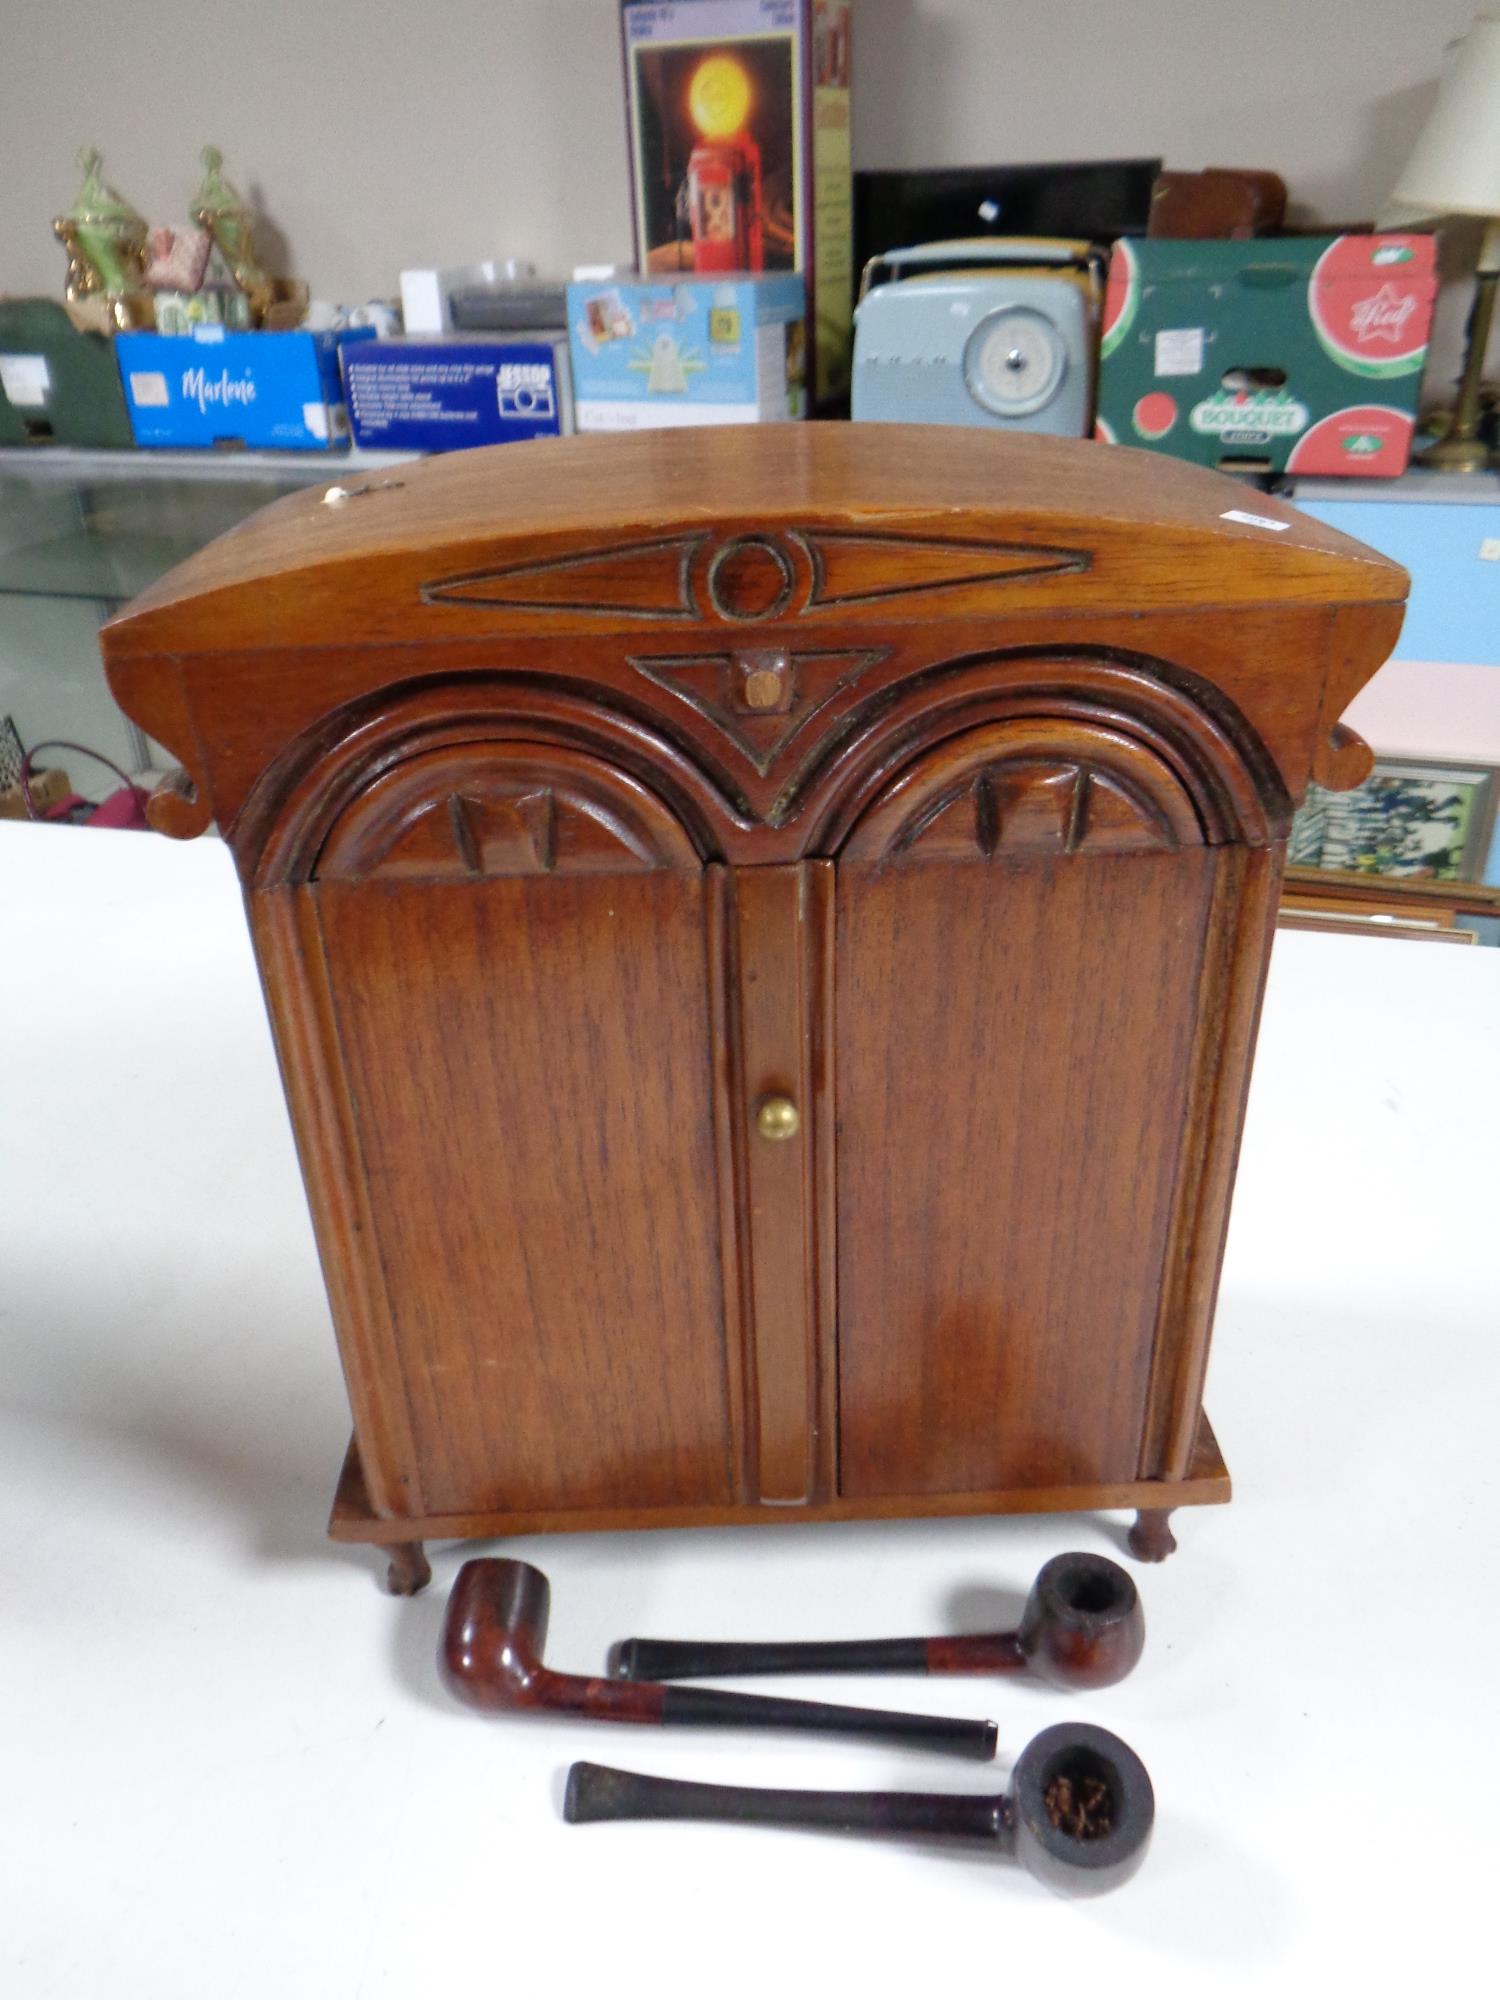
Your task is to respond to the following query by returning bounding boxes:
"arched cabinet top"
[237,652,1286,881]
[103,428,1405,653]
[100,428,1407,848]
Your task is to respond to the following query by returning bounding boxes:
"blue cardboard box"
[341,337,572,451]
[567,273,805,428]
[115,327,373,450]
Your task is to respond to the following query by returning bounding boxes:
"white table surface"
[4,820,1498,1997]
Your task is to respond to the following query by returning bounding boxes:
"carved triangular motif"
[629,649,887,780]
[893,764,1081,861]
[449,786,557,874]
[890,784,987,863]
[509,788,557,871]
[806,531,1089,609]
[422,535,701,618]
[891,761,1182,864]
[1074,770,1179,852]
[987,764,1085,854]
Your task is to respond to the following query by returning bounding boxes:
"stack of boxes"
[0,0,850,456]
[342,0,845,448]
[0,11,1444,475]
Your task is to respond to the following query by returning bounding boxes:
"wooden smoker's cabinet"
[103,428,1405,1590]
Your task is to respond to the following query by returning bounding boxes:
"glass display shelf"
[0,444,414,795]
[0,525,222,604]
[0,446,415,604]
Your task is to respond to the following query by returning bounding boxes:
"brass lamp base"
[1414,254,1499,476]
[1415,428,1495,473]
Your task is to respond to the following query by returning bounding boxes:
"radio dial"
[964,306,1068,419]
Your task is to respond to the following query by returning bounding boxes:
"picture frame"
[1289,758,1499,883]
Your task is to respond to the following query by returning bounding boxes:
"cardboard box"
[0,765,72,820]
[620,0,851,408]
[0,299,134,448]
[342,337,572,451]
[567,272,804,428]
[115,327,374,450]
[1095,233,1438,477]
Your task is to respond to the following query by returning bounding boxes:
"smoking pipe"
[612,1552,1143,1692]
[439,1559,999,1759]
[565,1720,1154,1898]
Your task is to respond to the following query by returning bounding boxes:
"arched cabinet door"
[833,716,1223,1500]
[262,738,733,1521]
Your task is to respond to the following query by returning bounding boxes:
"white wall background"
[0,0,1493,393]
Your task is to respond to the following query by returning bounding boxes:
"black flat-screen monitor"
[854,159,1161,276]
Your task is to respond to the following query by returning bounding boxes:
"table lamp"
[1390,12,1500,470]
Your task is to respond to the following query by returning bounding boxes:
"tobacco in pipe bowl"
[564,1721,1155,1897]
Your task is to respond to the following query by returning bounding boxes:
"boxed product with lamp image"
[620,0,851,408]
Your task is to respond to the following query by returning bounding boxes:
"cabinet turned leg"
[1127,1508,1178,1563]
[379,1541,432,1596]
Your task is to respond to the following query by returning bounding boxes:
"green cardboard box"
[0,298,134,448]
[1095,234,1437,478]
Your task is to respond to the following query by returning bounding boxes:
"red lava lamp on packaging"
[621,0,854,406]
[685,54,764,273]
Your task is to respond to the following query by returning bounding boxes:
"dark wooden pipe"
[612,1552,1144,1691]
[439,1559,999,1758]
[565,1721,1154,1897]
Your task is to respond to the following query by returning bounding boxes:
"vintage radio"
[852,239,1103,434]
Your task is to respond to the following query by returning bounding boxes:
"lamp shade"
[1392,14,1500,218]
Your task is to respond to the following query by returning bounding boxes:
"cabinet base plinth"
[329,1421,1228,1557]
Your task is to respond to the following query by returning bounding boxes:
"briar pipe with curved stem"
[612,1552,1144,1692]
[439,1559,999,1759]
[565,1721,1155,1898]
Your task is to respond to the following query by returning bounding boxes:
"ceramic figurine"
[53,148,152,331]
[145,223,212,295]
[192,146,274,323]
[150,243,254,335]
[192,146,308,328]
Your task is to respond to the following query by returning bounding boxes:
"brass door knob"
[755,1094,800,1142]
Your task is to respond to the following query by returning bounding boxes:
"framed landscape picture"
[1290,759,1499,882]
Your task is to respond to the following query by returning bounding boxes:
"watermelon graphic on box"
[1095,233,1436,477]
